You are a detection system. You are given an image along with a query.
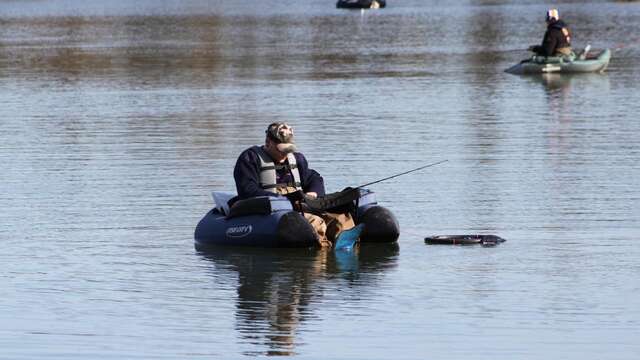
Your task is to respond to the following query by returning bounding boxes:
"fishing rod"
[356,159,448,188]
[301,160,448,214]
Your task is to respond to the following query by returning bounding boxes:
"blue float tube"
[194,188,399,249]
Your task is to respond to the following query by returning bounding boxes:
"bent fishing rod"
[356,159,448,188]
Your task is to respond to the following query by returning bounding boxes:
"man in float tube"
[233,122,361,247]
[529,9,574,59]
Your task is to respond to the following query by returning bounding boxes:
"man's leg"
[322,212,356,243]
[276,186,331,247]
[303,213,332,247]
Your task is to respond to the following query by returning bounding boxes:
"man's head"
[546,8,559,23]
[265,122,296,154]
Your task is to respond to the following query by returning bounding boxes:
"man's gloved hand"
[341,186,356,193]
[284,190,305,203]
[340,187,360,201]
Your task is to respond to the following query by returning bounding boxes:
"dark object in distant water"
[424,235,506,246]
[194,188,399,249]
[336,0,386,9]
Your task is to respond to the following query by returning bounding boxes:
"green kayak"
[506,48,611,75]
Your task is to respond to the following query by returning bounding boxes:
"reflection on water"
[530,72,611,92]
[533,73,611,126]
[199,244,398,356]
[3,1,640,359]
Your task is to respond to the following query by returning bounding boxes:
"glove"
[340,186,356,193]
[284,190,305,203]
[303,187,360,214]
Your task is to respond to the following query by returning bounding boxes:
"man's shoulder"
[237,146,262,161]
[291,151,308,162]
[549,21,568,30]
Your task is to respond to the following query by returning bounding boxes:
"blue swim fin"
[334,224,364,251]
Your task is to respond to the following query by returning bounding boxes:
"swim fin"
[334,224,364,251]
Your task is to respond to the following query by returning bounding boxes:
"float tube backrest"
[226,196,293,219]
[212,191,236,215]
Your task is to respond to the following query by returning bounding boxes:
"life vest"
[254,146,302,193]
[549,20,571,47]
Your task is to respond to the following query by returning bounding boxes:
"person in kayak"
[529,9,574,58]
[233,122,361,248]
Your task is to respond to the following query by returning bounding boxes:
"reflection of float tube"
[424,235,506,245]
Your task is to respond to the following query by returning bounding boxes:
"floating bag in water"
[424,235,506,245]
[303,187,360,214]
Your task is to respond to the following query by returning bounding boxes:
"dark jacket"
[532,19,572,57]
[233,146,325,200]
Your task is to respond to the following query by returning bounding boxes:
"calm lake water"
[2,0,640,359]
